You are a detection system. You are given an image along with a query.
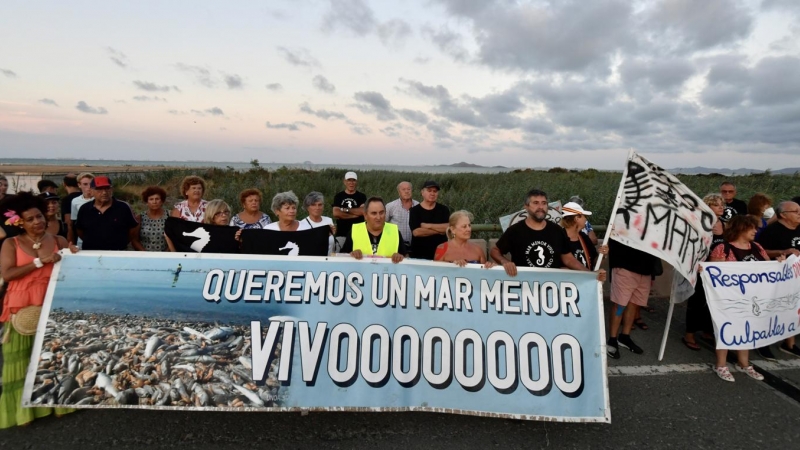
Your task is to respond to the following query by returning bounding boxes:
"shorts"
[610,268,650,307]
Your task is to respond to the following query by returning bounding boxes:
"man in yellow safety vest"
[342,197,406,264]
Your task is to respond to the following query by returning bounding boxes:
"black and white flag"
[241,226,329,256]
[164,217,240,254]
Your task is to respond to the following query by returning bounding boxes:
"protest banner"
[700,255,800,350]
[241,227,329,256]
[24,252,610,422]
[499,201,562,232]
[607,152,714,286]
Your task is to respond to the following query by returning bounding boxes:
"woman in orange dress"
[0,192,77,428]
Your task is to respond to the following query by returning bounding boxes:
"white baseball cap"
[344,171,358,180]
[561,202,592,216]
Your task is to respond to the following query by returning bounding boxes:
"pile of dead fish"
[29,310,284,409]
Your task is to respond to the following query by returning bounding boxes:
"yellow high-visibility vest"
[351,222,399,257]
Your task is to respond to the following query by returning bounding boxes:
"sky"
[1,0,800,170]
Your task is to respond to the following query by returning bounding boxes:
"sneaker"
[736,364,764,381]
[779,343,800,357]
[618,334,644,354]
[756,346,777,362]
[607,338,620,360]
[713,365,735,382]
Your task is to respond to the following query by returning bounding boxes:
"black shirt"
[409,203,450,260]
[61,192,81,217]
[756,221,800,252]
[342,230,406,255]
[75,198,138,250]
[722,198,747,222]
[495,220,570,268]
[567,232,598,270]
[333,190,367,237]
[608,240,658,276]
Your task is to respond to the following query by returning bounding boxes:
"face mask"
[763,207,775,219]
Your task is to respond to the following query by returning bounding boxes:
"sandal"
[643,306,656,313]
[634,318,649,331]
[682,337,701,351]
[737,364,764,381]
[713,366,735,382]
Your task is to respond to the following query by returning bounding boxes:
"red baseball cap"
[90,176,113,188]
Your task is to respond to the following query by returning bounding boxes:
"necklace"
[27,233,45,250]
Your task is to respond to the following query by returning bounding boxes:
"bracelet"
[33,258,44,268]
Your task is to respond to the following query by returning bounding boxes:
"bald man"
[386,181,418,251]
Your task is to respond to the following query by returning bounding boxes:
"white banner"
[499,201,562,232]
[701,255,800,350]
[609,152,715,286]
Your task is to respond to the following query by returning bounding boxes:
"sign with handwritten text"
[701,255,800,350]
[609,153,715,285]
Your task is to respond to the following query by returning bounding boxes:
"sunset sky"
[1,0,799,169]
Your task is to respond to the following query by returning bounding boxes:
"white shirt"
[71,195,93,248]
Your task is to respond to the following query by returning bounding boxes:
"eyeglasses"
[721,190,735,193]
[214,211,231,217]
[783,210,800,214]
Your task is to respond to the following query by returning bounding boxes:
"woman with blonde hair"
[434,210,494,267]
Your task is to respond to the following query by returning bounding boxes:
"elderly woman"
[302,191,335,254]
[171,176,208,222]
[559,202,607,281]
[264,191,302,231]
[683,193,726,350]
[707,215,772,382]
[39,192,67,238]
[165,199,238,252]
[747,193,774,238]
[434,210,494,267]
[0,192,77,427]
[132,186,168,252]
[230,188,271,229]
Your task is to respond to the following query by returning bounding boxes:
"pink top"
[174,199,208,223]
[709,241,768,262]
[1,237,58,322]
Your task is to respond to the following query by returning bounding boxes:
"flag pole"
[594,148,634,271]
[658,286,677,361]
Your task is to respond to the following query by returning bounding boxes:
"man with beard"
[755,200,800,358]
[491,189,589,275]
[720,181,748,222]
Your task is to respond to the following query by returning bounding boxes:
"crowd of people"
[0,171,799,427]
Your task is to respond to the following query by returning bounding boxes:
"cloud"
[167,110,186,115]
[38,98,58,107]
[396,108,429,124]
[265,121,316,131]
[750,56,800,106]
[348,123,372,135]
[312,75,336,93]
[620,58,696,93]
[133,80,181,92]
[224,74,244,89]
[175,63,216,87]
[276,47,321,69]
[645,0,754,52]
[421,25,469,61]
[299,102,347,120]
[413,56,431,65]
[377,19,412,47]
[190,107,226,117]
[133,95,167,102]
[352,91,397,121]
[107,47,128,68]
[265,83,283,91]
[0,68,16,78]
[322,0,376,36]
[322,0,412,47]
[76,101,108,115]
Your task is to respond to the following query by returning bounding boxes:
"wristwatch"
[342,207,350,213]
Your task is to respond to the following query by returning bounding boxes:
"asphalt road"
[2,298,799,449]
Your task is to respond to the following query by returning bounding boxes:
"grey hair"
[568,196,584,207]
[303,191,324,208]
[271,191,298,212]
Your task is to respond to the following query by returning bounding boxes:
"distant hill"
[669,167,800,175]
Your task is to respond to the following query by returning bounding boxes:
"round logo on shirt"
[722,207,735,221]
[792,237,800,249]
[742,254,759,262]
[525,240,555,268]
[574,249,587,267]
[342,198,358,208]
